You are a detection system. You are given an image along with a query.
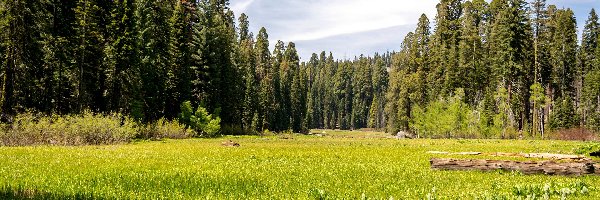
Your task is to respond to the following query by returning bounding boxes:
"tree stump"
[221,140,240,147]
[430,158,598,176]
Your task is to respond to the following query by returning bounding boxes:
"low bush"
[137,118,194,140]
[0,112,137,146]
[548,128,599,141]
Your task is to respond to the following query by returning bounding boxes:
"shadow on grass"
[0,187,103,200]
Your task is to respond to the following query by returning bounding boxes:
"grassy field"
[1,130,599,199]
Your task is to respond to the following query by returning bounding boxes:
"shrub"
[410,89,481,138]
[137,118,194,140]
[0,112,137,146]
[178,101,221,137]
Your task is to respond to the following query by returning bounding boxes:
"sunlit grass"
[0,130,598,199]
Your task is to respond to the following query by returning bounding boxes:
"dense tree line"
[0,0,313,134]
[387,0,600,138]
[1,0,599,137]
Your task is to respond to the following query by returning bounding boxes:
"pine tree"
[369,56,388,129]
[582,70,600,131]
[335,60,353,130]
[322,53,337,129]
[549,9,577,99]
[255,28,275,131]
[579,9,599,126]
[458,0,487,104]
[351,56,372,129]
[135,0,172,121]
[238,13,259,132]
[287,42,306,133]
[1,0,49,116]
[306,53,321,129]
[581,9,599,77]
[531,0,549,83]
[488,0,534,131]
[74,0,109,112]
[278,41,292,131]
[530,0,551,136]
[105,0,136,114]
[0,0,26,119]
[195,0,242,128]
[413,14,431,106]
[429,0,462,98]
[165,0,196,119]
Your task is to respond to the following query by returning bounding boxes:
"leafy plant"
[178,101,221,137]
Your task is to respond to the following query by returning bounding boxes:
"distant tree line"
[1,0,599,137]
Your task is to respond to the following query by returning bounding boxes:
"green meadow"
[1,130,598,199]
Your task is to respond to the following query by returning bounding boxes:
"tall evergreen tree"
[74,0,108,112]
[195,0,242,127]
[548,9,577,99]
[286,42,306,133]
[278,41,292,130]
[351,56,372,129]
[458,0,487,104]
[0,0,26,119]
[530,0,551,136]
[105,0,136,114]
[429,0,462,98]
[165,0,196,119]
[368,56,388,129]
[255,28,276,131]
[135,0,172,121]
[579,9,599,126]
[238,13,259,132]
[581,9,599,78]
[488,0,534,131]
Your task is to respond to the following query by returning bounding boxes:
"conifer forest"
[4,0,600,199]
[0,0,599,138]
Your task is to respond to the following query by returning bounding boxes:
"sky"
[230,0,600,61]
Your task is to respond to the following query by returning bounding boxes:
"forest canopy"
[0,0,599,138]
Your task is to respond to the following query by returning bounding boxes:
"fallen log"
[521,153,589,161]
[430,158,597,176]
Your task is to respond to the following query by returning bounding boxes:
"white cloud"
[230,0,256,14]
[278,0,438,41]
[231,0,600,61]
[231,0,437,41]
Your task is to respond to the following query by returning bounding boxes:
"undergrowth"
[0,112,193,146]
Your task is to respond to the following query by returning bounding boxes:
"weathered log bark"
[430,158,598,176]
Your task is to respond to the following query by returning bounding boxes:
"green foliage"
[0,112,137,146]
[583,71,600,132]
[135,0,171,122]
[410,89,482,138]
[512,181,590,199]
[178,101,221,137]
[549,97,578,131]
[574,143,600,155]
[0,0,598,137]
